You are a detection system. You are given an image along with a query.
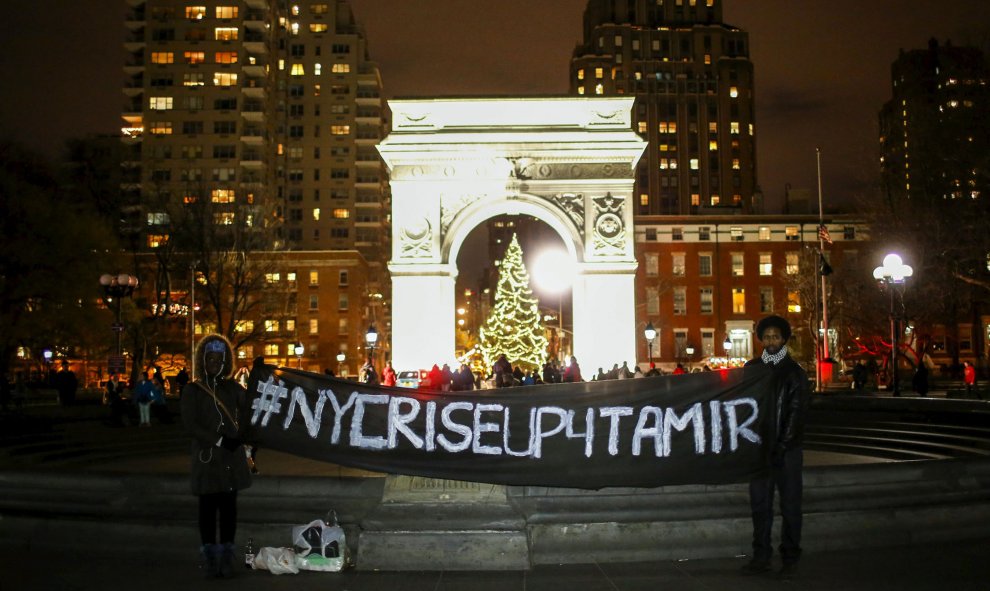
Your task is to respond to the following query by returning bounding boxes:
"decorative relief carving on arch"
[592,193,625,256]
[548,193,585,237]
[440,193,486,235]
[398,217,433,259]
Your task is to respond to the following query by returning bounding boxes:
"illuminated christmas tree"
[479,234,549,371]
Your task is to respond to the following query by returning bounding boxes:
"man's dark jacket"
[745,356,809,456]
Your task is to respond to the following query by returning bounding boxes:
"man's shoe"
[741,558,771,575]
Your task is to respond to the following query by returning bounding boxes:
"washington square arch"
[377,97,648,373]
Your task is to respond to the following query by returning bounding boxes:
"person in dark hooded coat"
[181,334,253,578]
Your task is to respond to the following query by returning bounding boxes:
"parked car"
[396,370,426,389]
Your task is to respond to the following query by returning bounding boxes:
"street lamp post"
[99,273,139,377]
[294,342,304,369]
[336,351,346,376]
[365,325,378,365]
[873,253,913,397]
[723,334,733,355]
[644,322,657,366]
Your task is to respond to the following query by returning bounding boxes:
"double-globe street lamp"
[99,273,139,377]
[873,253,913,396]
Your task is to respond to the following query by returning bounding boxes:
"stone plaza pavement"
[1,395,988,590]
[2,535,987,590]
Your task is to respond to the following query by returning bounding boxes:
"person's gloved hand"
[220,436,242,451]
[771,444,786,467]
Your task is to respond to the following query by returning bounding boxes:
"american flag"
[817,224,833,245]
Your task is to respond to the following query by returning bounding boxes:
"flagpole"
[816,147,830,392]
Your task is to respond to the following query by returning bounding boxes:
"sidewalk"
[2,536,986,591]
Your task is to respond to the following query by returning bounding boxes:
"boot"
[200,544,221,578]
[218,542,237,578]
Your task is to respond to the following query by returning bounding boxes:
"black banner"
[246,363,775,489]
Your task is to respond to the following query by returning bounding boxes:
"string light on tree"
[479,234,549,371]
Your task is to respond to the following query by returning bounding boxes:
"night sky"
[2,0,989,212]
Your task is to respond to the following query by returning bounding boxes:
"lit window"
[577,86,585,95]
[185,6,206,20]
[758,226,771,241]
[645,253,658,276]
[709,140,718,151]
[330,125,350,135]
[730,86,739,98]
[672,253,686,276]
[577,69,584,80]
[291,63,305,76]
[149,96,173,110]
[214,212,235,225]
[640,193,649,206]
[759,253,772,276]
[151,52,174,64]
[691,193,700,206]
[309,319,319,335]
[595,83,604,95]
[311,3,329,15]
[333,208,349,219]
[310,271,319,286]
[331,63,350,73]
[786,252,799,274]
[211,189,236,203]
[709,122,717,133]
[732,288,746,313]
[264,344,279,356]
[730,122,740,134]
[215,51,238,64]
[659,159,669,170]
[183,73,205,86]
[595,67,604,79]
[215,6,238,18]
[184,51,205,64]
[731,252,744,276]
[265,272,280,284]
[314,63,321,76]
[149,121,173,135]
[310,23,328,33]
[732,158,740,170]
[213,72,238,87]
[749,123,754,135]
[690,158,699,170]
[265,320,279,332]
[785,226,800,241]
[312,208,320,221]
[215,27,238,41]
[147,234,168,248]
[710,195,720,206]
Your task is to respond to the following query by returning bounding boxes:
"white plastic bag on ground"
[252,547,299,575]
[291,518,346,572]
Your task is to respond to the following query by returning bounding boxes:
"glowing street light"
[365,324,378,364]
[294,342,304,368]
[874,253,913,396]
[723,335,733,353]
[644,322,657,365]
[532,248,576,361]
[336,351,346,376]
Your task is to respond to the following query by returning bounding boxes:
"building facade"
[570,0,758,216]
[634,215,867,371]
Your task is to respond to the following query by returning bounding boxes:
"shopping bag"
[291,516,346,572]
[253,547,299,575]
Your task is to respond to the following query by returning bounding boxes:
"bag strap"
[194,381,239,431]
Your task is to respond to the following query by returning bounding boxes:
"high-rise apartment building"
[121,0,389,370]
[879,38,990,204]
[570,0,757,215]
[122,0,388,267]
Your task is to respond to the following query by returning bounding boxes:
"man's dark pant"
[749,447,803,564]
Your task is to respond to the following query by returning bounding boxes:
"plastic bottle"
[244,537,255,569]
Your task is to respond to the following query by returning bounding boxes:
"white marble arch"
[378,97,647,374]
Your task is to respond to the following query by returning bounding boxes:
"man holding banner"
[742,315,809,578]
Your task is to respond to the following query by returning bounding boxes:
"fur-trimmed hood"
[194,333,235,381]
